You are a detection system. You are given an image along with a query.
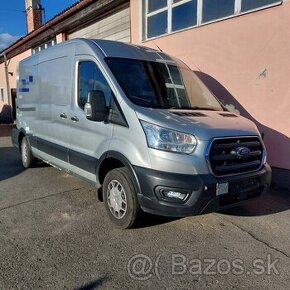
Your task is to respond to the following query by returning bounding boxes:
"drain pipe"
[1,52,13,120]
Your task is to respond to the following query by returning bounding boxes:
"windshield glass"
[106,57,223,111]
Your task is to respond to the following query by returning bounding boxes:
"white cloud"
[0,33,20,51]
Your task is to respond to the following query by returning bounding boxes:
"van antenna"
[152,41,163,52]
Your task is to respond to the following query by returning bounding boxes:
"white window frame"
[142,0,282,41]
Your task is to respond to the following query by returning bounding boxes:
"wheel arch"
[96,151,141,201]
[12,128,27,152]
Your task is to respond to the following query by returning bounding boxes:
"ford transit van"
[12,39,271,228]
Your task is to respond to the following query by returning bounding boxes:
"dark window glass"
[172,0,197,31]
[107,58,223,111]
[107,59,158,107]
[202,0,235,23]
[78,61,112,109]
[148,0,167,13]
[147,11,167,38]
[241,0,279,12]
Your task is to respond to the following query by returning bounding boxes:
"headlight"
[140,120,197,154]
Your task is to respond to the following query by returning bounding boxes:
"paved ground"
[0,136,289,290]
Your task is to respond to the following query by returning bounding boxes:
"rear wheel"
[103,167,140,229]
[21,136,35,168]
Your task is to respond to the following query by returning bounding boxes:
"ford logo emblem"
[231,146,251,157]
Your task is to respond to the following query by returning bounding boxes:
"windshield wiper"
[130,96,163,108]
[168,106,219,111]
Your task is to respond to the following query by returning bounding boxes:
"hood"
[135,108,260,141]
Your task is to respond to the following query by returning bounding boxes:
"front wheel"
[103,168,140,229]
[21,136,35,168]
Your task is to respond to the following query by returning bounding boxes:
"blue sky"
[0,0,78,50]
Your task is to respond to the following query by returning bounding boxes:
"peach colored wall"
[0,50,31,111]
[131,1,290,170]
[0,65,6,111]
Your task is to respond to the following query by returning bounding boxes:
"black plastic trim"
[108,96,129,127]
[36,138,68,162]
[11,128,20,147]
[69,149,98,174]
[96,151,141,193]
[134,164,272,217]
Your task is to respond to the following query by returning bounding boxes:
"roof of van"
[88,39,175,63]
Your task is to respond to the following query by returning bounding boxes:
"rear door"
[68,56,114,182]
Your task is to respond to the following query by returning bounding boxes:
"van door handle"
[71,116,79,122]
[60,113,67,119]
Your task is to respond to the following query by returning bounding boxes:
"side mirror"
[84,90,107,122]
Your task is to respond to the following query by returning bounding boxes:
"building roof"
[0,0,128,62]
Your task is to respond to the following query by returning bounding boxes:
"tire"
[103,167,140,229]
[21,136,35,168]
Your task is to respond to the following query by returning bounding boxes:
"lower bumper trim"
[134,164,272,217]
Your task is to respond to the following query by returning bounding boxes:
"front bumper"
[134,163,271,217]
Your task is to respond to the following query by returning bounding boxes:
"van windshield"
[106,57,223,111]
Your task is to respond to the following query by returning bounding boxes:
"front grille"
[208,137,264,176]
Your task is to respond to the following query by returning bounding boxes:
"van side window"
[78,61,112,109]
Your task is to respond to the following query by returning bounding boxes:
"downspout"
[3,53,13,120]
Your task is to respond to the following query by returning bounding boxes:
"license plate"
[230,178,260,195]
[216,182,229,196]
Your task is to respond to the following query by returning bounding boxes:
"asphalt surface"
[0,136,289,290]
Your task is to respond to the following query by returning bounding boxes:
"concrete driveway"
[0,136,289,289]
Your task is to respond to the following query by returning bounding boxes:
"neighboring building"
[0,0,130,114]
[0,0,289,188]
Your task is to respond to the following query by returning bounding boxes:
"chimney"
[25,0,43,33]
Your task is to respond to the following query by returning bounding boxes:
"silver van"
[12,39,271,228]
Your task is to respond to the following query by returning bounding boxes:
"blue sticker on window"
[19,88,30,92]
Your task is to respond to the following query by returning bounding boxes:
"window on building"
[172,0,197,32]
[78,61,112,109]
[202,0,235,23]
[241,0,280,12]
[143,0,282,39]
[32,38,56,54]
[0,88,4,102]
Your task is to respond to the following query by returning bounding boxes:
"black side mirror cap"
[84,90,107,122]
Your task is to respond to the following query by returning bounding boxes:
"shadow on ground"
[220,188,290,217]
[134,212,180,229]
[76,275,109,290]
[0,147,24,181]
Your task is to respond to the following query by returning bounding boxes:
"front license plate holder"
[230,178,260,195]
[216,182,229,196]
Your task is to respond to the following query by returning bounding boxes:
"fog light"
[163,190,187,200]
